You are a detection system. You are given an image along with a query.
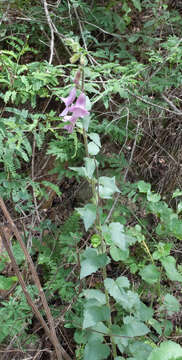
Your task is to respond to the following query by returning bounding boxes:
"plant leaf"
[148,341,182,360]
[84,340,110,360]
[139,264,160,284]
[76,204,96,231]
[83,305,110,329]
[80,248,110,279]
[161,256,182,282]
[98,177,120,199]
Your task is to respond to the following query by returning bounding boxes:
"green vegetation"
[1,0,182,359]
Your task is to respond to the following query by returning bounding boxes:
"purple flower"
[60,87,76,116]
[60,88,90,133]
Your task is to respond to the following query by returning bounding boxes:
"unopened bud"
[74,69,81,86]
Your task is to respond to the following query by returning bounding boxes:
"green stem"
[81,69,116,359]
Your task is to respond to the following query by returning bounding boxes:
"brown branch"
[0,197,71,360]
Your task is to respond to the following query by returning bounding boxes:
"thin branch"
[0,198,71,360]
[161,93,182,114]
[127,89,182,115]
[42,0,55,64]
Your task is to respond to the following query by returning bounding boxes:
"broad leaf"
[84,340,110,360]
[148,341,182,360]
[88,141,100,155]
[137,181,151,193]
[129,341,152,360]
[139,264,160,284]
[80,248,110,279]
[110,244,129,261]
[88,133,101,147]
[82,289,106,305]
[109,222,133,251]
[104,278,139,310]
[160,294,180,316]
[120,319,149,337]
[76,204,96,231]
[98,177,120,199]
[83,305,110,329]
[161,256,182,282]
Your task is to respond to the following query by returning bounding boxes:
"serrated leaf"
[115,276,130,289]
[137,181,151,193]
[80,248,110,279]
[147,190,161,203]
[148,341,182,360]
[83,305,110,329]
[82,289,106,304]
[109,222,133,251]
[110,244,129,261]
[139,264,160,284]
[76,204,96,231]
[162,294,180,316]
[135,301,153,322]
[129,341,152,360]
[104,278,139,310]
[98,177,120,199]
[84,340,110,360]
[161,256,182,282]
[120,319,149,337]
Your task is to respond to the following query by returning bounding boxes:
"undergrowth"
[1,0,182,359]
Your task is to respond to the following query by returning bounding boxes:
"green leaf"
[116,276,130,289]
[80,248,110,279]
[70,158,96,179]
[110,325,128,351]
[131,0,141,11]
[98,177,120,199]
[135,302,153,322]
[161,294,180,316]
[161,256,182,282]
[147,190,161,203]
[104,278,139,310]
[85,158,96,179]
[110,245,129,261]
[88,133,101,147]
[82,289,106,304]
[148,341,182,360]
[149,318,163,336]
[41,181,62,196]
[139,264,160,284]
[120,318,149,337]
[172,189,182,198]
[137,181,151,193]
[76,204,96,231]
[129,341,152,360]
[177,201,182,214]
[109,222,133,251]
[83,305,110,329]
[0,275,17,290]
[84,340,110,360]
[88,141,100,155]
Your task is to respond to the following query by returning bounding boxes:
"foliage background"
[1,0,182,359]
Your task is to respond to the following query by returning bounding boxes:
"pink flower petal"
[75,93,86,108]
[61,87,76,107]
[60,88,76,116]
[69,106,89,118]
